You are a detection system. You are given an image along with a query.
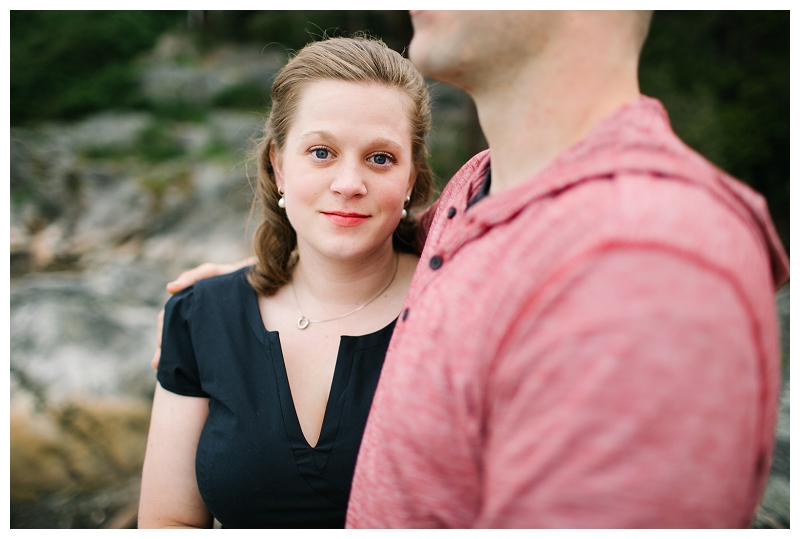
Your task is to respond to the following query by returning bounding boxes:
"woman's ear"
[269,142,284,189]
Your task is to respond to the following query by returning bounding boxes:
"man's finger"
[152,309,165,371]
[165,258,257,295]
[151,346,161,372]
[166,263,219,294]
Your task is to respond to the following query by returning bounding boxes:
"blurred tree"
[640,10,789,252]
[11,11,182,125]
[10,10,788,252]
[191,10,413,56]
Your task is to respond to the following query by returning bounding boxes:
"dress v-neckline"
[270,333,346,450]
[241,274,394,452]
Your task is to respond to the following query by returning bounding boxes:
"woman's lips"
[322,211,370,227]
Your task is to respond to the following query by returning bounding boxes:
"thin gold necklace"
[291,252,399,330]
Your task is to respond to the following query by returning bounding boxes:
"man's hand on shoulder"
[152,257,257,371]
[165,257,257,294]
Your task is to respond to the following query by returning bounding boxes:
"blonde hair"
[248,36,433,296]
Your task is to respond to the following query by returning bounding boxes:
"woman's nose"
[329,159,368,198]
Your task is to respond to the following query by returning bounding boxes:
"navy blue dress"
[157,267,392,528]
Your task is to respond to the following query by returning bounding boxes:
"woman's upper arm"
[138,383,213,529]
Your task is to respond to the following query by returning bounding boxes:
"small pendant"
[297,316,310,330]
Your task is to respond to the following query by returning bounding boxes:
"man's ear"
[269,142,284,189]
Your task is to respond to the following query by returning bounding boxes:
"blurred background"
[9,10,789,528]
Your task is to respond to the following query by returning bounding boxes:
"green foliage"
[211,82,270,110]
[640,11,789,249]
[138,164,192,213]
[80,121,184,163]
[139,167,188,197]
[80,146,124,161]
[194,10,413,55]
[11,11,182,125]
[145,101,208,123]
[201,138,232,160]
[134,122,184,162]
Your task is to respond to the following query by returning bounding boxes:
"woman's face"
[272,80,416,263]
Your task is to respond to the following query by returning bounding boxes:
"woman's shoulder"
[165,266,253,314]
[192,265,253,295]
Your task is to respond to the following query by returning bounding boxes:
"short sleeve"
[476,248,762,528]
[157,286,209,398]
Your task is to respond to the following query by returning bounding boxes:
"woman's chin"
[300,237,394,264]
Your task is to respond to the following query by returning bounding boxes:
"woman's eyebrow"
[299,132,404,152]
[369,138,404,152]
[299,130,336,142]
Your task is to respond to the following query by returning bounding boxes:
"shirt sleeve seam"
[492,239,762,370]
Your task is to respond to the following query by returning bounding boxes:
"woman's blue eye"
[314,149,329,159]
[372,154,387,165]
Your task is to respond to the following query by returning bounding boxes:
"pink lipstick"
[322,211,370,227]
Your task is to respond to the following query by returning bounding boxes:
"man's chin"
[409,54,467,92]
[408,37,449,82]
[406,36,428,74]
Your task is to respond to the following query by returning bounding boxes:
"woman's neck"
[290,241,399,314]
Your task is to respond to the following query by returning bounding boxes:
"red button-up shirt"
[346,97,789,528]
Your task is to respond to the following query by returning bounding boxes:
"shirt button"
[430,255,443,270]
[402,308,409,321]
[447,207,457,219]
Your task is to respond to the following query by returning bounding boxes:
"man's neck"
[472,46,641,195]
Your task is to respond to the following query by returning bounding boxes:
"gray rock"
[10,273,160,405]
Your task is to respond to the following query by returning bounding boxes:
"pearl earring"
[401,195,411,219]
[278,187,285,209]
